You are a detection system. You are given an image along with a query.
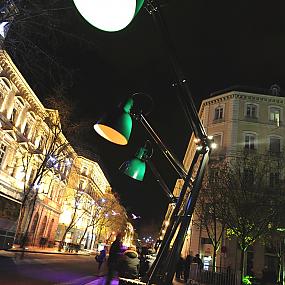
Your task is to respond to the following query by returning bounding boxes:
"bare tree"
[215,151,285,278]
[14,92,81,248]
[195,164,227,271]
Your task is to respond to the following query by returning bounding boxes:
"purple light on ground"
[18,265,83,283]
[86,276,119,285]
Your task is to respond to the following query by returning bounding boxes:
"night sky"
[6,0,285,236]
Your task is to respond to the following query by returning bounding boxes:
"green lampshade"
[73,0,145,32]
[94,98,134,145]
[119,147,148,181]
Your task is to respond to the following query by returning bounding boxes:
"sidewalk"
[84,276,192,285]
[6,245,92,256]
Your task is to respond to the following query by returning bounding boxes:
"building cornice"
[0,50,47,118]
[200,91,285,114]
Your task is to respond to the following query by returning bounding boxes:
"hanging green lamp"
[119,146,149,181]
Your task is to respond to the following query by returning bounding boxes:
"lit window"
[244,133,256,150]
[214,106,224,120]
[269,137,280,153]
[246,104,257,118]
[0,143,7,166]
[269,107,281,125]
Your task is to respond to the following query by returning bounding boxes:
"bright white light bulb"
[73,0,137,32]
[211,142,217,149]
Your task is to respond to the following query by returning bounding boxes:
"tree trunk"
[240,248,247,280]
[79,225,89,246]
[20,194,38,248]
[58,230,67,252]
[213,245,217,272]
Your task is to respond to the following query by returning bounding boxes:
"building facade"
[0,50,130,250]
[181,86,285,277]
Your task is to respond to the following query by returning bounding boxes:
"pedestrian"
[184,253,193,283]
[119,246,140,279]
[105,233,123,285]
[95,248,106,274]
[175,256,185,280]
[192,254,203,271]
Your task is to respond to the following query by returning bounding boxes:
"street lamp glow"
[73,0,144,32]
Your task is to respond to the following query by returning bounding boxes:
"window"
[0,143,7,166]
[245,103,257,118]
[201,237,212,245]
[10,108,18,124]
[214,106,224,120]
[269,137,280,153]
[38,135,46,150]
[269,172,279,188]
[23,123,30,138]
[244,133,256,150]
[79,179,85,191]
[269,107,281,126]
[82,166,88,175]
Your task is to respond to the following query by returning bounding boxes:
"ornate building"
[180,86,285,277]
[0,50,129,250]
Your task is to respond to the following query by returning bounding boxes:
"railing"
[189,264,241,285]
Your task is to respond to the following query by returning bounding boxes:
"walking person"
[175,256,185,280]
[105,233,123,285]
[95,248,106,275]
[184,253,193,283]
[193,254,203,270]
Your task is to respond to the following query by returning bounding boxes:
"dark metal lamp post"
[74,1,213,284]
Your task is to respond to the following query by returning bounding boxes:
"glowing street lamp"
[73,0,145,32]
[119,144,149,181]
[94,97,134,145]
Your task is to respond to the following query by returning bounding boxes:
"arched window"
[47,219,54,239]
[39,216,47,237]
[30,212,39,233]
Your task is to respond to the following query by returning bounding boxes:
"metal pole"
[163,150,210,284]
[147,160,175,201]
[139,114,187,180]
[146,151,200,284]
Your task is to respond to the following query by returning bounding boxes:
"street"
[0,250,105,285]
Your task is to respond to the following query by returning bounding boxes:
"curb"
[5,249,90,256]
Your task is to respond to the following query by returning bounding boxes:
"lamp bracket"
[129,92,154,117]
[144,0,158,15]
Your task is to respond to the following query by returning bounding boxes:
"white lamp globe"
[73,0,144,32]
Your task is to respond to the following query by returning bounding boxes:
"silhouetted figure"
[175,256,185,280]
[184,254,193,283]
[96,249,106,271]
[105,233,123,285]
[193,254,203,270]
[119,246,140,279]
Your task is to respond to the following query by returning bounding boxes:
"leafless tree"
[14,92,82,248]
[214,151,285,278]
[195,164,227,271]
